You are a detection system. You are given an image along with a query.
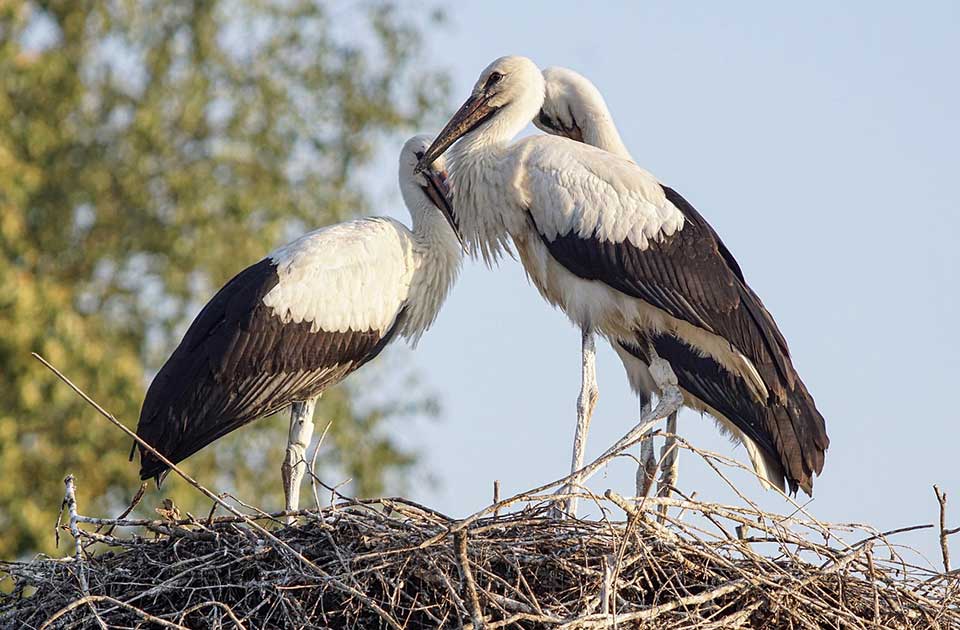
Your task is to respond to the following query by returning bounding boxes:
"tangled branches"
[3,355,958,628]
[3,476,959,629]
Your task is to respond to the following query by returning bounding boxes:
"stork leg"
[281,396,318,525]
[635,398,657,499]
[573,347,681,492]
[563,327,599,517]
[657,411,679,521]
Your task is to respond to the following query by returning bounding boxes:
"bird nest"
[3,474,959,629]
[4,357,959,628]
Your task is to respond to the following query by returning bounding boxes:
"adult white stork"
[416,57,829,511]
[134,135,462,519]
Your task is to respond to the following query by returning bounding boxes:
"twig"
[58,475,107,630]
[455,529,485,630]
[556,579,749,628]
[102,481,147,537]
[61,475,87,589]
[34,355,298,549]
[176,601,248,629]
[934,485,951,572]
[309,420,334,514]
[600,554,613,615]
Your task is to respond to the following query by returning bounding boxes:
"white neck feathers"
[583,113,632,161]
[400,198,462,345]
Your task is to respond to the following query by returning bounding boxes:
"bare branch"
[934,485,951,572]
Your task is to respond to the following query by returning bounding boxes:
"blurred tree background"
[0,0,448,558]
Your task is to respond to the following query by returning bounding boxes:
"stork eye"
[414,150,425,160]
[484,72,504,90]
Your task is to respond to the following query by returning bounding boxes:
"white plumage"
[522,139,684,246]
[265,219,417,334]
[264,139,461,342]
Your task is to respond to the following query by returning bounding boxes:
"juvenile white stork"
[134,135,462,519]
[533,66,829,501]
[416,57,829,511]
[531,66,671,499]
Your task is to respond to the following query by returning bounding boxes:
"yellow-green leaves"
[0,0,447,559]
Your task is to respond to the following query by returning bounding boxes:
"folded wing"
[135,219,413,481]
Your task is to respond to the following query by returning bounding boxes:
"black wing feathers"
[135,258,402,481]
[664,187,793,364]
[661,187,745,283]
[620,336,796,491]
[535,186,795,395]
[533,184,829,492]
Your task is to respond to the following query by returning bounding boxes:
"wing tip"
[138,457,170,489]
[778,387,828,497]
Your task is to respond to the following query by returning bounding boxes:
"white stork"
[531,66,673,500]
[134,135,462,520]
[416,57,829,512]
[533,66,828,501]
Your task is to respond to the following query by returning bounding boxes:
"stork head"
[416,56,544,173]
[400,135,462,246]
[533,66,606,142]
[533,66,632,161]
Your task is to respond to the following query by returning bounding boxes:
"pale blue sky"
[372,1,960,564]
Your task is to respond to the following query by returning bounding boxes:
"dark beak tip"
[414,155,436,175]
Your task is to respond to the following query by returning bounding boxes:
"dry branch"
[935,485,952,573]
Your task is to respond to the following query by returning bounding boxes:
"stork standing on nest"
[533,66,831,502]
[531,66,667,500]
[416,57,828,515]
[135,136,462,521]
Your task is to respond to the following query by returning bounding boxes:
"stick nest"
[3,489,958,629]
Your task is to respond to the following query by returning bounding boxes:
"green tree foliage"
[0,0,448,558]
